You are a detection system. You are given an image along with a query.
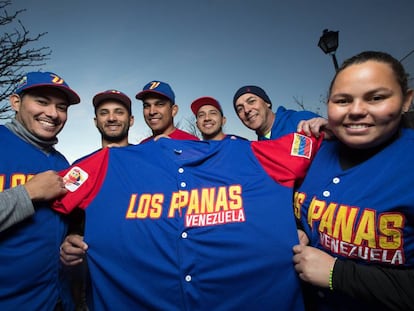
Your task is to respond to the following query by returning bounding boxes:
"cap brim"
[135,90,172,102]
[191,97,222,115]
[93,93,131,108]
[22,84,81,105]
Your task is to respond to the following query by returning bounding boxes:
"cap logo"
[17,76,28,88]
[109,90,121,94]
[51,74,65,85]
[149,81,160,90]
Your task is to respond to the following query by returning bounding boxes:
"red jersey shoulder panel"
[53,147,110,214]
[251,132,323,187]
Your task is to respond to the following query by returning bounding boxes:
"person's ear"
[402,89,414,113]
[222,116,227,126]
[9,94,21,112]
[171,104,178,117]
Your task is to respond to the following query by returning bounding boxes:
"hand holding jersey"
[53,133,322,311]
[293,51,414,310]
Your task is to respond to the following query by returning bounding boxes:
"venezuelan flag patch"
[291,133,312,159]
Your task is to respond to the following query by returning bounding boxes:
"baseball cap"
[15,71,80,105]
[135,81,175,103]
[93,90,132,113]
[233,85,272,111]
[191,96,223,116]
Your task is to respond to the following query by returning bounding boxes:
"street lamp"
[318,29,339,71]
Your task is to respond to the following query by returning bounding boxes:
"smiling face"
[234,93,274,136]
[94,101,134,146]
[142,95,178,136]
[195,104,226,140]
[328,60,413,149]
[10,87,70,141]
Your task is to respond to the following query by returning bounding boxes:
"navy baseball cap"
[135,81,175,103]
[233,85,272,111]
[93,90,132,113]
[15,71,80,105]
[191,96,223,116]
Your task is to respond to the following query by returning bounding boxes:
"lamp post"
[318,29,339,71]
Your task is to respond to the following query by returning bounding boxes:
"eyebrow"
[143,99,168,105]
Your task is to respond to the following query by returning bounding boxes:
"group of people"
[0,50,413,311]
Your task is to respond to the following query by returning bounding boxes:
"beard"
[98,127,129,143]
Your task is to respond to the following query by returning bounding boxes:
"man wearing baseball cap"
[0,71,80,310]
[191,96,244,141]
[233,85,322,140]
[61,89,134,310]
[92,89,134,148]
[136,80,199,143]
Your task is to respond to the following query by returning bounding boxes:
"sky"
[5,0,414,162]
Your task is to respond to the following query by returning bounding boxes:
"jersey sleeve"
[52,148,109,214]
[251,132,323,187]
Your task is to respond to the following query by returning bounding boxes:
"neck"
[202,132,226,141]
[153,125,176,137]
[338,130,400,170]
[5,118,57,154]
[102,138,129,148]
[256,112,275,137]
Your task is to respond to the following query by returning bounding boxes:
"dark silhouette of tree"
[178,117,201,138]
[0,0,51,119]
[293,95,324,117]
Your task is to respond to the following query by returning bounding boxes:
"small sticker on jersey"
[63,166,88,192]
[291,133,312,159]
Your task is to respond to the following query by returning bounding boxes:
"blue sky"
[7,0,414,162]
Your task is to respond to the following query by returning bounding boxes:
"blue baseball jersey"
[259,106,320,140]
[295,128,414,310]
[0,126,73,311]
[55,134,322,311]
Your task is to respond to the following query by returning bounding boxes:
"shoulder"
[171,129,200,140]
[276,106,319,119]
[0,125,13,138]
[73,149,102,164]
[139,136,153,144]
[225,134,248,141]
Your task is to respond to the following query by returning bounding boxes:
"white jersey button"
[323,191,330,197]
[181,232,188,239]
[333,177,340,184]
[185,275,192,282]
[178,168,184,173]
[180,182,186,188]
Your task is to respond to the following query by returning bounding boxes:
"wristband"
[328,267,334,291]
[328,258,337,291]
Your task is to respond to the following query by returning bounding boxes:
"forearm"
[0,185,35,232]
[333,259,414,311]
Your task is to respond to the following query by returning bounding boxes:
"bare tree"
[177,117,202,138]
[293,95,324,117]
[0,0,51,119]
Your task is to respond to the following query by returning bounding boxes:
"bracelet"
[328,267,334,291]
[328,258,337,291]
